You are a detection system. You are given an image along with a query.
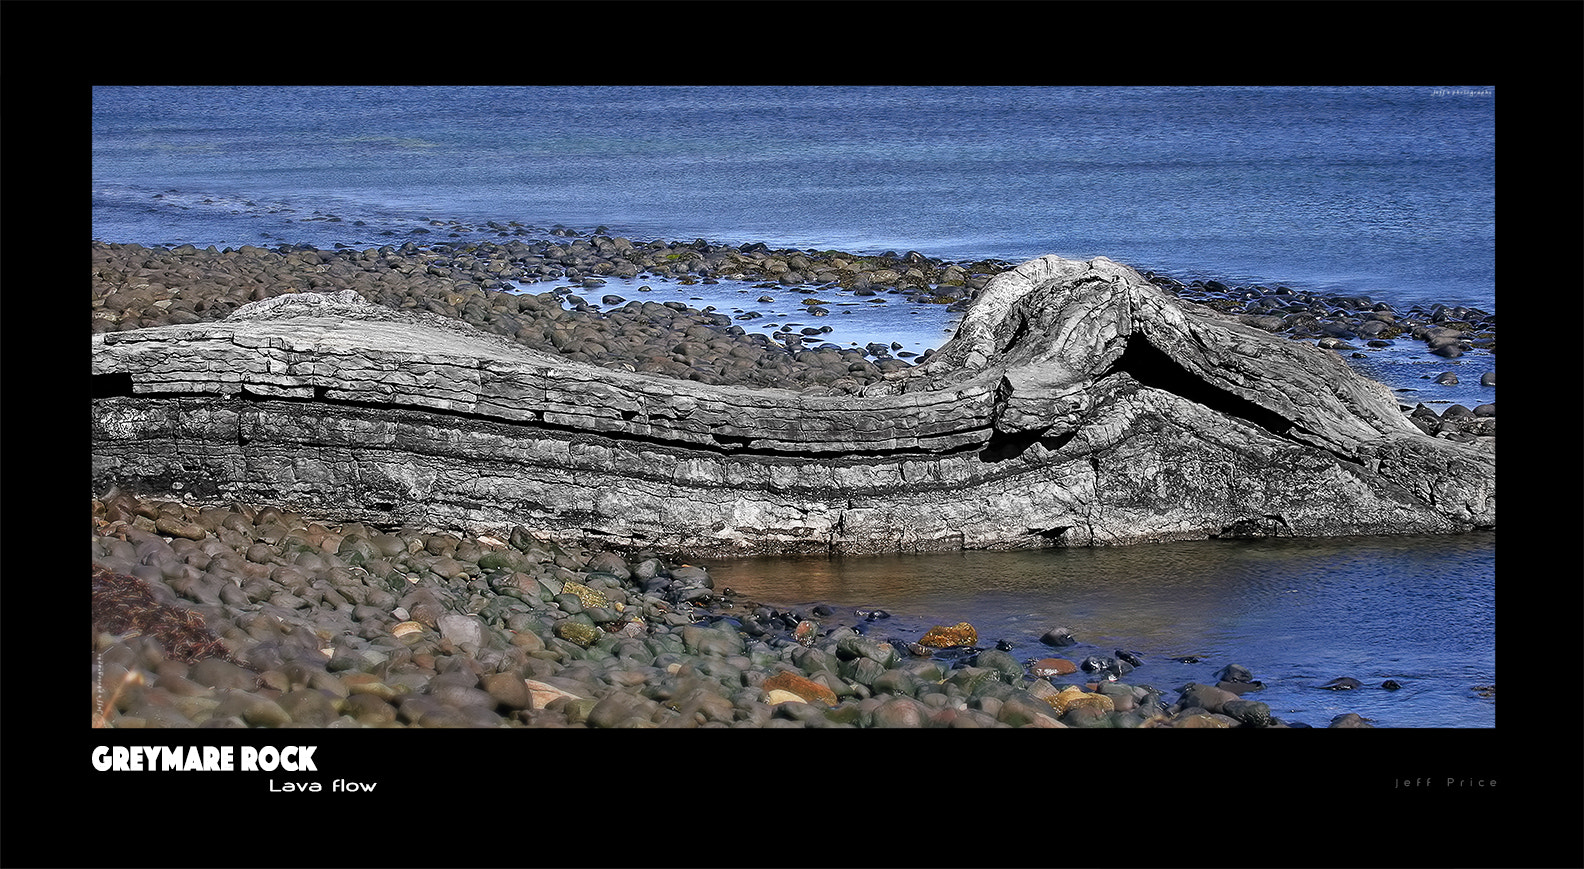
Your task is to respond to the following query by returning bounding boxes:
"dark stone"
[1214,663,1255,683]
[1040,628,1077,647]
[1222,698,1272,727]
[1176,682,1239,714]
[1217,680,1265,695]
[1081,654,1132,679]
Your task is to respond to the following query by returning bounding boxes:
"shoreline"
[92,487,1410,730]
[89,231,1495,403]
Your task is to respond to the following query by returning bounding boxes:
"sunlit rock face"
[91,256,1494,556]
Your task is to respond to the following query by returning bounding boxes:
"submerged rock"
[91,255,1494,555]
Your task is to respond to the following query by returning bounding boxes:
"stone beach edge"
[92,487,1401,730]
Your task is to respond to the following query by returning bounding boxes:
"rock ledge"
[92,256,1495,555]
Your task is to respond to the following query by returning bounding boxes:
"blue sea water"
[92,85,1499,406]
[91,85,1496,726]
[92,85,1494,308]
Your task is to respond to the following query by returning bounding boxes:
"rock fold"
[92,256,1495,555]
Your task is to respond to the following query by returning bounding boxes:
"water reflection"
[708,532,1495,728]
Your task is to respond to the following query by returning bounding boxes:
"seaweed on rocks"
[91,565,235,664]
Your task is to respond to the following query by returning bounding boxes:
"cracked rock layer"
[92,255,1495,556]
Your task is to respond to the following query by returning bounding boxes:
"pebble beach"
[93,487,1377,730]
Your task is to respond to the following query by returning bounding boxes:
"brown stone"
[918,622,978,648]
[154,516,208,540]
[339,673,402,702]
[761,671,839,706]
[1048,684,1114,716]
[482,672,533,709]
[1031,657,1078,677]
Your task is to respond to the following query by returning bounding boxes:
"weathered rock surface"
[91,255,1495,556]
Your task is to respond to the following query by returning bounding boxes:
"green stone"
[561,580,609,610]
[839,656,887,687]
[553,621,601,648]
[822,702,867,726]
[974,648,1024,681]
[553,593,584,614]
[871,668,920,697]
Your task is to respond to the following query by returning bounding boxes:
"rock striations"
[91,255,1495,556]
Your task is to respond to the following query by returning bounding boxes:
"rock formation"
[91,255,1495,556]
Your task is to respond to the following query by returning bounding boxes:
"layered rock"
[91,255,1495,556]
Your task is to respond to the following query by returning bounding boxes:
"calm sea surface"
[92,85,1496,726]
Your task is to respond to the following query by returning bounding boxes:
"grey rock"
[871,695,929,728]
[586,692,664,728]
[211,690,292,728]
[1039,627,1077,647]
[1214,663,1256,684]
[669,565,712,589]
[1222,698,1272,727]
[998,697,1062,727]
[973,648,1024,680]
[436,613,485,648]
[679,624,745,658]
[92,257,1494,556]
[189,658,258,690]
[834,633,899,666]
[1176,682,1240,715]
[276,688,341,727]
[870,668,922,697]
